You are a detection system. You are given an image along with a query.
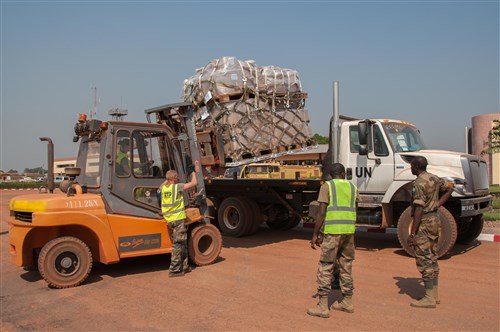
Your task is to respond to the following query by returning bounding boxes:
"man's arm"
[438,185,454,208]
[311,202,326,249]
[183,171,198,191]
[408,205,423,246]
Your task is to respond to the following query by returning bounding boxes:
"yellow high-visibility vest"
[161,184,186,223]
[116,150,130,173]
[324,179,357,235]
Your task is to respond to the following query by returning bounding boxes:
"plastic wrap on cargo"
[183,57,257,105]
[195,99,312,162]
[183,57,314,163]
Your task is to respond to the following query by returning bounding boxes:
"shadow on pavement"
[394,276,423,300]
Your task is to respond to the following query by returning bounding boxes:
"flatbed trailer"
[205,177,321,237]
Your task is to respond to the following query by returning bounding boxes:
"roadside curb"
[476,233,500,242]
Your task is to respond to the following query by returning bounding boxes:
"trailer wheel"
[38,236,93,289]
[218,197,253,237]
[283,214,302,230]
[244,198,262,235]
[397,206,457,258]
[456,215,484,244]
[188,223,222,266]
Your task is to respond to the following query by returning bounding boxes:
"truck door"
[344,123,394,193]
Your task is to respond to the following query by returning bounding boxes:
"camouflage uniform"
[167,219,189,273]
[411,171,447,282]
[317,234,355,297]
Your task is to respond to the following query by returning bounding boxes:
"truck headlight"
[441,176,466,195]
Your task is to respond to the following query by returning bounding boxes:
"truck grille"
[14,211,33,222]
[461,155,489,195]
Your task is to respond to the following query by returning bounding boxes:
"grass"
[485,187,500,221]
[484,210,500,221]
[490,185,500,194]
[493,197,500,209]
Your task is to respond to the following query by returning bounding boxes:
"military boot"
[433,277,440,304]
[410,281,436,308]
[331,295,354,313]
[307,296,330,318]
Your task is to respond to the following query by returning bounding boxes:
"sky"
[1,0,499,173]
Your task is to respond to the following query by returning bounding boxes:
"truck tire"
[188,223,222,266]
[38,236,93,289]
[244,198,262,235]
[397,206,457,258]
[217,197,253,237]
[456,215,484,244]
[283,214,302,230]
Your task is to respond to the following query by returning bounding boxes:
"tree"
[313,133,329,144]
[482,119,500,155]
[23,167,47,174]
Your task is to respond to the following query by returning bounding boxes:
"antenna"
[90,85,98,119]
[108,108,128,121]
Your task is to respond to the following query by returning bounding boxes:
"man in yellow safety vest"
[307,163,358,318]
[160,169,197,277]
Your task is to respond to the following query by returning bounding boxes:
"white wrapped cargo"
[183,57,314,164]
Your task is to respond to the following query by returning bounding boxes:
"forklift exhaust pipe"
[39,137,54,193]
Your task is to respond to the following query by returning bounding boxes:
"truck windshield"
[382,122,426,152]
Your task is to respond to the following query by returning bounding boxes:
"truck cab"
[333,117,492,256]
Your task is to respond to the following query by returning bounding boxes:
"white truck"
[196,82,492,258]
[317,82,492,257]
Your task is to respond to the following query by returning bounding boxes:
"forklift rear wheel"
[38,236,93,289]
[188,223,222,266]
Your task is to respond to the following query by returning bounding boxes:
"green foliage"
[313,133,329,144]
[482,119,500,155]
[0,181,58,189]
[489,185,500,194]
[492,197,500,209]
[23,166,47,174]
[484,210,500,221]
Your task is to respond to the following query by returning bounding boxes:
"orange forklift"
[9,103,222,288]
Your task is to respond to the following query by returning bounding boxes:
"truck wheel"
[217,197,253,237]
[283,215,302,230]
[244,198,262,235]
[38,236,93,289]
[456,215,484,244]
[397,206,457,258]
[188,223,222,266]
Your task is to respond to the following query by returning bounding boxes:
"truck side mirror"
[358,120,370,156]
[359,145,368,156]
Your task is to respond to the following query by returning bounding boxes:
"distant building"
[468,113,500,185]
[54,157,77,175]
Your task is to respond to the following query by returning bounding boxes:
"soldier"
[160,169,197,277]
[307,163,358,318]
[408,156,453,308]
